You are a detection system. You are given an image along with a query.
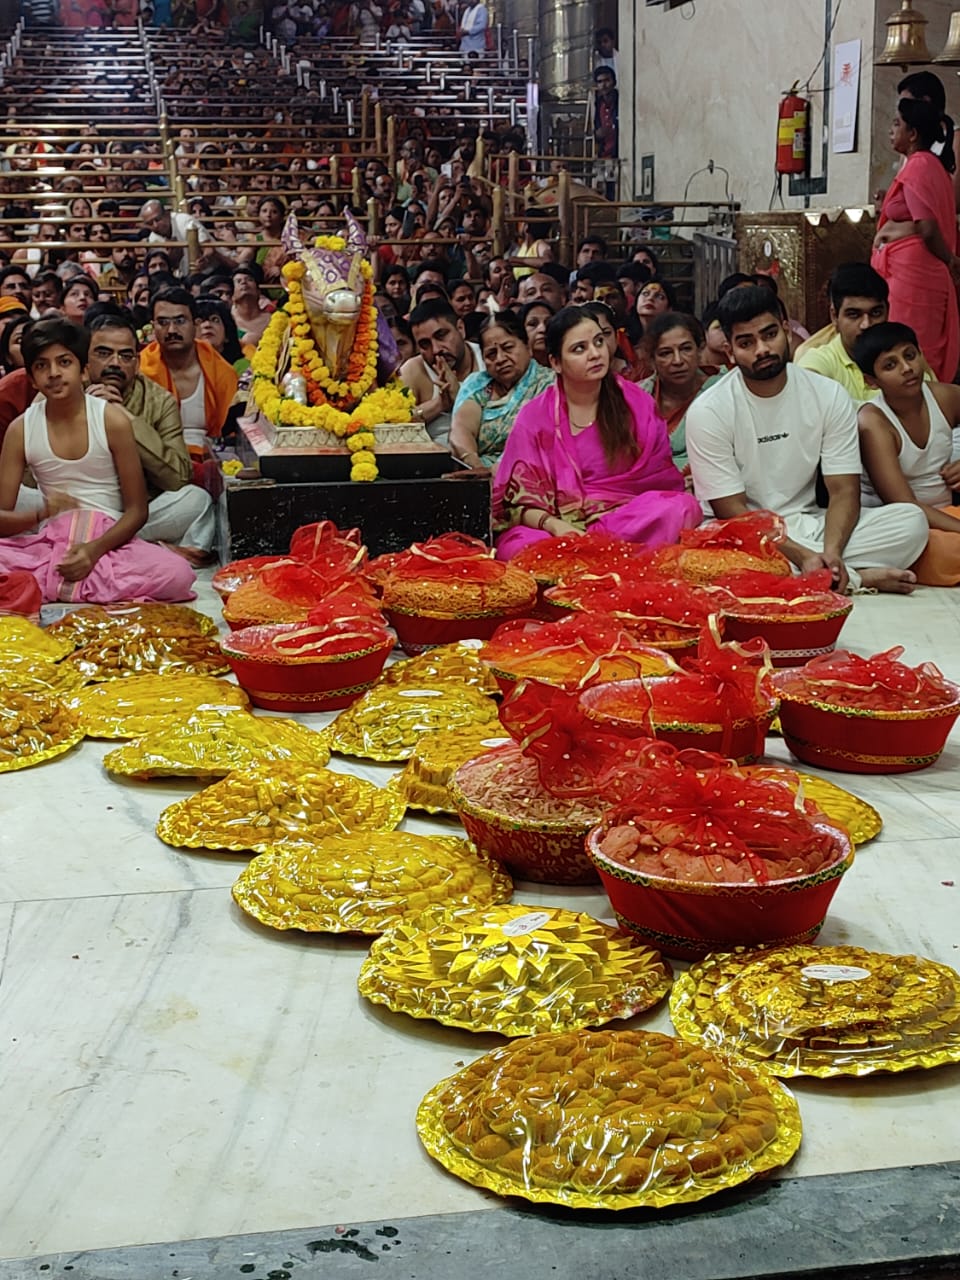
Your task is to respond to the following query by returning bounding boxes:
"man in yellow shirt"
[796,263,889,402]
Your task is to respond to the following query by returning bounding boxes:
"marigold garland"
[252,238,416,482]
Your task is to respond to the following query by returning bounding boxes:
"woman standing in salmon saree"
[492,308,702,560]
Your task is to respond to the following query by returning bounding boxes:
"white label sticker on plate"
[801,964,871,983]
[458,638,483,650]
[480,737,511,748]
[500,910,552,937]
[397,689,444,698]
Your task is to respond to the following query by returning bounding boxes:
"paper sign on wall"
[832,39,861,154]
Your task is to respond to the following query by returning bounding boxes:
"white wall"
[618,0,877,216]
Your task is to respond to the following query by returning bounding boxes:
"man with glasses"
[86,311,215,565]
[139,286,238,464]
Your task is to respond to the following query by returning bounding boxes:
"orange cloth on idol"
[139,339,238,439]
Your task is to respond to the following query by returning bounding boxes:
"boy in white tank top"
[855,321,960,587]
[0,317,195,602]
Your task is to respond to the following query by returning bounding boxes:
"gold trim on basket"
[783,735,941,767]
[613,910,824,953]
[221,640,391,666]
[246,680,378,703]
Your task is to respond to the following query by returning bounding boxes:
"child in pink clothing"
[0,317,195,603]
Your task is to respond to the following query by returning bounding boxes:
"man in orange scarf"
[139,286,238,482]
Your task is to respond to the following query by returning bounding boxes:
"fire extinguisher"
[776,88,810,175]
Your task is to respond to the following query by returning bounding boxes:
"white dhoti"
[786,503,929,589]
[140,486,216,552]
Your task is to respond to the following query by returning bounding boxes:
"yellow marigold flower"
[282,261,306,281]
[350,462,378,482]
[221,458,244,476]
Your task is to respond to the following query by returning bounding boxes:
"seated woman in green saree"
[448,312,555,473]
[639,311,725,486]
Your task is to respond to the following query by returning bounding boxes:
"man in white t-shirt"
[685,285,929,593]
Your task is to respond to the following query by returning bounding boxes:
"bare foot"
[162,542,216,568]
[858,567,917,594]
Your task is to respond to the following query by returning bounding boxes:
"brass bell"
[877,0,933,65]
[934,11,960,63]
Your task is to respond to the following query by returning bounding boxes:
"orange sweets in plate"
[0,689,83,772]
[378,533,537,619]
[417,1028,801,1209]
[45,603,219,648]
[65,629,230,681]
[479,615,676,691]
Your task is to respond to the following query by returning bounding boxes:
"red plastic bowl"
[384,606,533,658]
[221,623,395,713]
[449,746,599,885]
[580,676,777,765]
[721,601,852,668]
[771,681,960,774]
[586,822,854,959]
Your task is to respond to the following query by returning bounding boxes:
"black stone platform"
[5,1161,960,1279]
[220,474,491,560]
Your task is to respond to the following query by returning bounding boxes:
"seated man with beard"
[685,286,929,594]
[86,311,215,565]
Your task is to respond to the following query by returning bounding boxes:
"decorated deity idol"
[250,212,414,481]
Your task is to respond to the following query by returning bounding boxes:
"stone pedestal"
[219,475,492,561]
[241,414,458,483]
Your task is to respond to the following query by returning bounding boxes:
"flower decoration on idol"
[250,212,414,482]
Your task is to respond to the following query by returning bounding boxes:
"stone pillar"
[501,0,537,35]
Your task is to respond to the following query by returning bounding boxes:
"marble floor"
[3,577,960,1265]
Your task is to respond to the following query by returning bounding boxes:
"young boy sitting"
[854,320,960,586]
[0,317,196,602]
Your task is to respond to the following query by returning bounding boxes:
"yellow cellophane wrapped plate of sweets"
[417,1028,801,1210]
[65,628,230,681]
[0,652,88,698]
[359,903,672,1036]
[0,689,84,772]
[670,944,960,1078]
[0,616,75,662]
[46,603,219,648]
[103,709,330,780]
[327,683,500,763]
[380,641,499,697]
[156,762,405,854]
[232,831,512,933]
[391,726,511,814]
[743,766,882,847]
[70,674,250,739]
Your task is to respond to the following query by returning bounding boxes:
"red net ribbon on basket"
[479,614,678,689]
[775,646,958,711]
[545,572,732,632]
[385,533,503,583]
[305,575,385,628]
[288,520,367,575]
[510,531,641,584]
[254,617,392,658]
[645,510,793,583]
[719,568,849,615]
[598,756,841,885]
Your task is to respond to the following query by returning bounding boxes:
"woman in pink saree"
[872,97,960,382]
[493,308,702,560]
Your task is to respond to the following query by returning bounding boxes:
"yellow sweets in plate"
[70,674,250,738]
[671,944,960,1077]
[359,903,672,1035]
[232,832,513,933]
[327,683,500,762]
[391,726,511,814]
[46,603,219,648]
[103,709,330,779]
[0,616,74,662]
[380,641,499,696]
[156,762,405,854]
